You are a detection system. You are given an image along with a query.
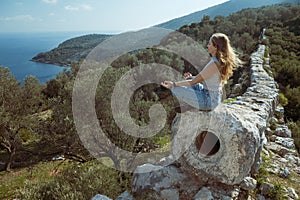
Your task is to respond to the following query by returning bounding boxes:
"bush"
[269,182,285,200]
[278,93,288,106]
[19,160,132,200]
[287,120,300,153]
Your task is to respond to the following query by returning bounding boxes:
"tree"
[284,86,300,122]
[0,68,49,171]
[21,76,45,114]
[40,69,91,163]
[214,20,235,36]
[42,78,62,98]
[239,32,255,53]
[0,67,23,171]
[200,15,211,26]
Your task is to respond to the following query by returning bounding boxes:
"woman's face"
[207,40,217,56]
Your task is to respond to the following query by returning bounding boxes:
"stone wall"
[131,44,282,199]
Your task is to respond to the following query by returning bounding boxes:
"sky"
[0,0,229,33]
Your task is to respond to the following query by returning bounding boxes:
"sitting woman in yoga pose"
[161,33,242,111]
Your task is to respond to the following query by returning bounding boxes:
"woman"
[161,33,242,111]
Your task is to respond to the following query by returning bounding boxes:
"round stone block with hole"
[171,104,262,185]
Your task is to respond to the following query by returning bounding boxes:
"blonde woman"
[161,33,242,111]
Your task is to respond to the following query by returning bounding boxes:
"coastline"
[30,58,71,67]
[30,33,113,68]
[0,32,78,83]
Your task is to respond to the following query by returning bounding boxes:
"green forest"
[0,2,299,199]
[31,34,112,66]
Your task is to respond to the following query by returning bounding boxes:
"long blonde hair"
[210,33,242,85]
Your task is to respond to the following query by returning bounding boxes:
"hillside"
[31,0,298,67]
[31,34,111,66]
[155,0,299,30]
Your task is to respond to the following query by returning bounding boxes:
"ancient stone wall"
[131,44,281,199]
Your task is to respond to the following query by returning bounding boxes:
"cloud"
[42,0,57,4]
[0,15,34,21]
[65,5,79,11]
[65,4,93,11]
[49,13,55,16]
[81,4,93,11]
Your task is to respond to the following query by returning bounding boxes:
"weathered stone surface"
[116,191,133,200]
[264,142,297,156]
[193,187,213,200]
[274,124,292,138]
[132,164,200,199]
[259,182,274,196]
[274,136,295,149]
[231,83,243,96]
[171,105,262,185]
[240,177,257,191]
[160,189,179,200]
[275,105,285,121]
[91,194,112,200]
[280,168,290,178]
[287,187,299,199]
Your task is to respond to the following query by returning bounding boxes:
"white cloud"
[49,12,55,16]
[65,4,93,11]
[65,5,79,11]
[42,0,57,4]
[0,15,34,21]
[81,4,93,11]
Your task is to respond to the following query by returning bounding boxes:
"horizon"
[0,0,229,33]
[0,30,123,35]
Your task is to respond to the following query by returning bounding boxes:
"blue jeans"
[171,83,222,111]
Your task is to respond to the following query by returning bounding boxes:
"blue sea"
[0,31,102,83]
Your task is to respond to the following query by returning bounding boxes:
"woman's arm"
[174,74,204,87]
[161,72,204,88]
[161,61,219,89]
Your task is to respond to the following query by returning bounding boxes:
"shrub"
[19,160,132,200]
[287,120,300,153]
[278,93,288,107]
[269,182,285,200]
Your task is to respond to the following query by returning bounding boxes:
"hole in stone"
[195,131,220,157]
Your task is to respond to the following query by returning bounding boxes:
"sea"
[0,31,110,83]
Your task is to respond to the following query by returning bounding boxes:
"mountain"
[155,0,299,30]
[31,34,111,66]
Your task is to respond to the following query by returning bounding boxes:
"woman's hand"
[161,81,174,89]
[183,72,192,80]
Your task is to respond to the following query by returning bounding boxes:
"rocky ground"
[256,105,300,200]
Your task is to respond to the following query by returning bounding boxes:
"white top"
[199,57,222,91]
